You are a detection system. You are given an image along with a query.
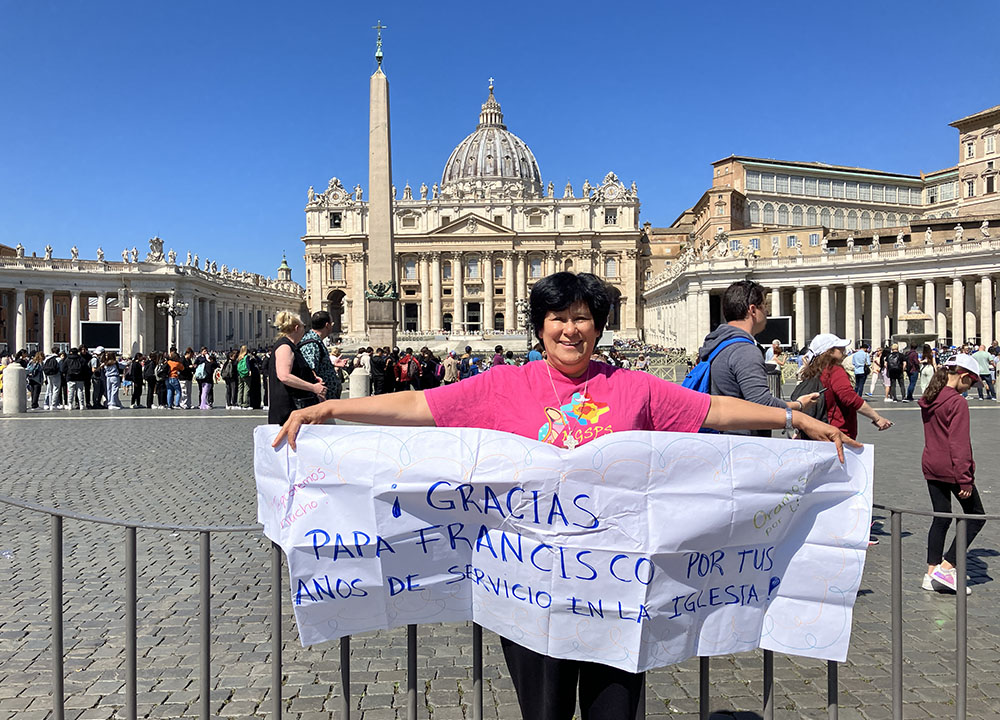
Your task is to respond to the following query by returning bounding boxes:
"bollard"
[2,364,27,414]
[348,367,370,398]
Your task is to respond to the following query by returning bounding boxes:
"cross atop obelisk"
[373,20,387,68]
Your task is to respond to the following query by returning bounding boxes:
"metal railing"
[0,493,992,720]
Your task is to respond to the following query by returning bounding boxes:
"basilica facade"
[301,83,643,342]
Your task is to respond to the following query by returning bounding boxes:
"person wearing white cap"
[799,334,893,442]
[918,353,986,594]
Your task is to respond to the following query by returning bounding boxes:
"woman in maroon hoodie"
[919,353,987,594]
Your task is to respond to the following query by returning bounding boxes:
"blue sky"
[2,1,998,282]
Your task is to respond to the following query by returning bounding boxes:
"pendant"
[564,435,579,450]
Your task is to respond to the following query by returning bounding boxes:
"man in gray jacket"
[697,280,817,436]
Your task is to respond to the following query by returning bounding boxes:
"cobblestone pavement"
[1,396,999,720]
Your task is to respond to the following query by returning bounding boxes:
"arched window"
[465,256,480,279]
[820,208,831,227]
[833,209,845,229]
[941,212,952,218]
[529,255,543,278]
[331,260,344,281]
[860,211,871,230]
[778,205,789,225]
[494,312,505,331]
[847,210,858,230]
[874,212,884,229]
[604,256,618,278]
[792,206,803,226]
[898,214,908,224]
[763,203,775,224]
[564,259,574,272]
[494,260,504,280]
[403,258,417,280]
[443,313,453,332]
[749,202,760,224]
[806,207,817,225]
[886,213,897,226]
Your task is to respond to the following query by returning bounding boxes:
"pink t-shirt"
[425,360,711,448]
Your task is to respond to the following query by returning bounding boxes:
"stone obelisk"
[365,20,397,348]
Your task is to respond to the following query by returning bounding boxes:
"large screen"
[754,316,792,347]
[80,321,122,350]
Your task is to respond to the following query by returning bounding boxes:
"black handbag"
[292,395,320,411]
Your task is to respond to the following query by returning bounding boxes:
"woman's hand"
[796,392,820,411]
[314,379,326,401]
[793,414,863,463]
[872,416,893,431]
[958,487,972,499]
[272,401,333,451]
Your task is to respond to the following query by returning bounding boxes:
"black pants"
[156,380,167,407]
[92,375,106,408]
[500,637,643,720]
[888,374,906,401]
[131,379,143,407]
[926,480,986,566]
[226,379,238,407]
[29,382,41,409]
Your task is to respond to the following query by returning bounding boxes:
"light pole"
[156,296,189,350]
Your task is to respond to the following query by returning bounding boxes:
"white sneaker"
[921,573,934,591]
[930,565,971,595]
[109,406,121,411]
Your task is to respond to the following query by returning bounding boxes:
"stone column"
[696,287,710,348]
[200,299,210,349]
[351,252,366,336]
[624,249,639,332]
[483,252,495,331]
[952,278,964,346]
[14,288,26,351]
[70,291,81,348]
[515,253,526,306]
[770,286,781,317]
[965,280,978,344]
[845,284,856,342]
[430,252,442,331]
[935,282,947,342]
[794,286,806,349]
[819,285,831,335]
[546,250,557,277]
[419,254,431,332]
[923,280,936,342]
[130,292,141,354]
[870,283,882,349]
[981,277,993,347]
[366,65,397,348]
[896,282,908,338]
[880,285,891,344]
[452,254,464,330]
[95,292,106,321]
[504,252,514,331]
[42,290,54,351]
[209,300,218,350]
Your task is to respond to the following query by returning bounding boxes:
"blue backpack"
[681,337,756,394]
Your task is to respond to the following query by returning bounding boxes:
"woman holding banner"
[274,272,858,720]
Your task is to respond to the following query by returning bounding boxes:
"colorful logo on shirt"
[537,392,610,446]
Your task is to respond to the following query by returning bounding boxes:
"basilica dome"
[440,82,543,197]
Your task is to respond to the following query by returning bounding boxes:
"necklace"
[543,361,590,449]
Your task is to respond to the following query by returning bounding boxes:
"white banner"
[254,425,873,673]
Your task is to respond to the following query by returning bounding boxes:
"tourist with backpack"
[128,353,145,408]
[459,346,475,380]
[193,347,217,409]
[395,347,422,391]
[26,351,45,410]
[236,345,252,408]
[419,347,442,390]
[221,350,238,409]
[42,349,62,410]
[143,352,160,408]
[884,343,907,402]
[64,346,88,410]
[690,280,818,437]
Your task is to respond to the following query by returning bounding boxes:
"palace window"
[790,176,803,195]
[806,207,817,225]
[832,181,845,199]
[804,177,818,196]
[874,212,884,228]
[746,171,760,190]
[465,257,479,279]
[886,213,896,226]
[967,180,976,197]
[493,215,503,225]
[833,209,845,229]
[847,210,858,230]
[761,173,775,192]
[986,136,996,154]
[604,257,618,277]
[820,208,830,227]
[967,142,975,159]
[604,209,618,225]
[809,233,820,247]
[716,203,726,216]
[730,238,740,253]
[401,216,416,228]
[441,215,451,226]
[786,235,797,248]
[529,256,543,278]
[927,187,938,204]
[763,203,775,224]
[846,182,858,200]
[442,263,452,280]
[528,213,543,227]
[861,211,871,230]
[776,175,789,193]
[403,258,417,280]
[564,215,575,227]
[778,205,789,225]
[859,183,871,201]
[884,186,897,203]
[750,237,760,250]
[749,202,760,224]
[329,212,342,229]
[819,179,832,198]
[987,177,995,194]
[331,260,343,281]
[792,206,803,226]
[494,260,504,280]
[872,185,884,202]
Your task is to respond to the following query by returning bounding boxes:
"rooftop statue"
[96,247,104,262]
[44,245,53,260]
[70,245,79,260]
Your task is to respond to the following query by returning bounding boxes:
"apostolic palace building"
[0,239,304,355]
[642,104,1000,352]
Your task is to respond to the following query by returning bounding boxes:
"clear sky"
[2,1,998,283]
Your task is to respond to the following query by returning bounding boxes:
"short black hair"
[529,272,611,339]
[721,280,766,322]
[494,345,503,354]
[311,310,331,330]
